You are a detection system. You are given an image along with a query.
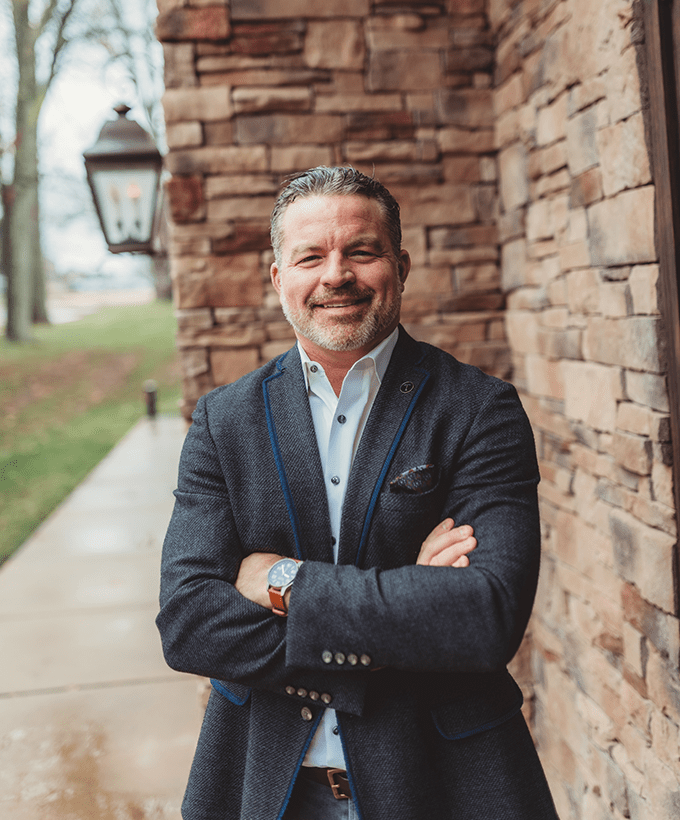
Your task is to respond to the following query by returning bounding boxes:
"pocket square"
[389,464,437,494]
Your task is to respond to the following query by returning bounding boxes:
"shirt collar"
[299,326,400,391]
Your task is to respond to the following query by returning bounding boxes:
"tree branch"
[44,0,78,91]
[36,0,60,37]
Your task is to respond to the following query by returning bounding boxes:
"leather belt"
[299,766,351,800]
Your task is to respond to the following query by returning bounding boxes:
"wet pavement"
[0,415,204,820]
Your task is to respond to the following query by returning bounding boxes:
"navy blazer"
[157,328,559,820]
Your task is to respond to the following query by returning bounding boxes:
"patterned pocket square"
[389,464,438,494]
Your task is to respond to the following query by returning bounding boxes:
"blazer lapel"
[338,329,431,567]
[263,346,334,563]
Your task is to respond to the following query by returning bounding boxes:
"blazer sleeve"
[156,394,369,716]
[285,379,541,676]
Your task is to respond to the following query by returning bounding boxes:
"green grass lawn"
[0,300,182,564]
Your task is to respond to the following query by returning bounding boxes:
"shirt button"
[330,476,340,485]
[301,707,313,721]
[337,414,346,424]
[310,365,318,373]
[335,652,346,665]
[285,686,296,696]
[322,651,333,664]
[360,654,372,667]
[331,536,337,546]
[333,725,340,735]
[321,693,332,705]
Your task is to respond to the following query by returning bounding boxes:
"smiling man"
[157,167,558,820]
[272,194,409,371]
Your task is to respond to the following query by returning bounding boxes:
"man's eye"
[298,255,321,264]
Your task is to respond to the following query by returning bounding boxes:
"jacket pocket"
[431,674,523,740]
[210,678,252,706]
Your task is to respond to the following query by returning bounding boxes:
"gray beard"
[280,291,401,352]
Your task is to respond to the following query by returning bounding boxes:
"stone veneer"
[156,0,505,420]
[493,1,679,818]
[158,1,680,818]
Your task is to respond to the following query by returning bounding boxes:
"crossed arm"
[158,379,540,704]
[235,518,478,610]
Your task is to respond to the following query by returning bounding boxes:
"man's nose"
[321,253,356,288]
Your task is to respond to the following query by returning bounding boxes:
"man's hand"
[235,552,283,609]
[236,518,476,609]
[417,518,477,567]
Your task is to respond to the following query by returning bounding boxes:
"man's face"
[270,195,410,360]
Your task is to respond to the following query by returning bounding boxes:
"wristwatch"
[267,558,302,616]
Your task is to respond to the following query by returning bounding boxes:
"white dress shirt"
[297,327,399,769]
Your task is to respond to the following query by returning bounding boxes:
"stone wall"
[157,1,680,818]
[493,0,679,817]
[156,0,507,419]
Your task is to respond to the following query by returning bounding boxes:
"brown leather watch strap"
[268,587,287,616]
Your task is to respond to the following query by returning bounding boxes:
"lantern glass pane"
[90,167,158,246]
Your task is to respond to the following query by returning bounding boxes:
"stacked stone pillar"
[156,0,505,420]
[492,1,679,817]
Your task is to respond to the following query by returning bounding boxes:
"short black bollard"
[143,379,158,417]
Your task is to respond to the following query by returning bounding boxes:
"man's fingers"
[417,519,475,566]
[428,540,476,567]
[420,518,454,549]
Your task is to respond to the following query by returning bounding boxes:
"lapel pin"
[400,381,415,394]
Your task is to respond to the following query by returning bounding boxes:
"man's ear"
[398,250,411,289]
[270,261,281,295]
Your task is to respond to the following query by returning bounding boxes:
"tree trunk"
[152,253,172,300]
[2,186,15,336]
[6,0,45,341]
[5,177,34,342]
[31,196,49,324]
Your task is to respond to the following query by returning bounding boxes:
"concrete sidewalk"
[0,416,203,820]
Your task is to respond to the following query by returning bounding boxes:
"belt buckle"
[327,768,350,800]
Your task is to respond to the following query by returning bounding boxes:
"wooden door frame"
[643,0,680,612]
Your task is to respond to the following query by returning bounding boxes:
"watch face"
[268,558,299,588]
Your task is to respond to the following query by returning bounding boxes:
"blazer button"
[347,653,358,666]
[321,693,332,705]
[334,652,346,665]
[322,651,333,664]
[297,688,308,698]
[301,707,313,721]
[285,686,296,696]
[360,654,372,667]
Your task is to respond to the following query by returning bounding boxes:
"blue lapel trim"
[276,709,325,820]
[337,718,365,819]
[263,356,304,561]
[354,360,431,568]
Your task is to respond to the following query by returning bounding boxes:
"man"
[157,167,558,820]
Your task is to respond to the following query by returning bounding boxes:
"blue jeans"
[283,777,360,820]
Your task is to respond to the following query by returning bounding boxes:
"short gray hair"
[270,166,402,266]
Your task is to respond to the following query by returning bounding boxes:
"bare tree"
[1,0,164,341]
[3,0,76,340]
